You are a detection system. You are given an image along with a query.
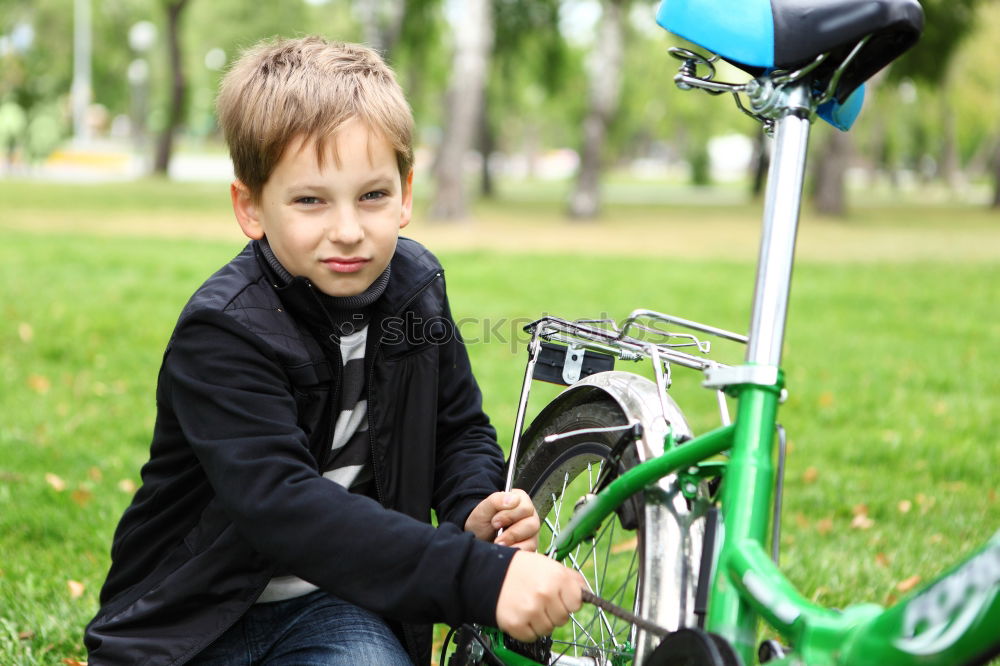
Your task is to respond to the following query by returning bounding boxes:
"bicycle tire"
[510,393,706,665]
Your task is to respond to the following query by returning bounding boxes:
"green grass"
[1,180,999,663]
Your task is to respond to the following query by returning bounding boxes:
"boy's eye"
[295,196,322,205]
[360,191,388,202]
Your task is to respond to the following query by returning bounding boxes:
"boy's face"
[231,117,413,297]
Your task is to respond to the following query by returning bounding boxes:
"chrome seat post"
[746,83,813,368]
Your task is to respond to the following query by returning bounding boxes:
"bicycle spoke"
[563,518,624,649]
[603,548,639,611]
[515,427,659,664]
[566,611,601,647]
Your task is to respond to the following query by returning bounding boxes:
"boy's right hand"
[495,550,586,642]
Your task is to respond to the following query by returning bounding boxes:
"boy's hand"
[465,490,539,550]
[495,550,585,642]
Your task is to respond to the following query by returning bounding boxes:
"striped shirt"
[321,326,372,493]
[256,325,373,603]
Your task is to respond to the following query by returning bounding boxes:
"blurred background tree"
[1,0,998,216]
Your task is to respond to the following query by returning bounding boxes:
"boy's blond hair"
[217,36,413,201]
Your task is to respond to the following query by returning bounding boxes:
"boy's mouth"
[322,257,370,274]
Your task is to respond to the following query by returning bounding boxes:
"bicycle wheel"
[510,392,705,665]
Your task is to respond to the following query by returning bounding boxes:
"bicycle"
[444,0,1000,664]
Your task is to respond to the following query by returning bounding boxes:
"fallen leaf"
[45,473,66,492]
[851,514,874,530]
[87,467,102,482]
[28,375,51,394]
[18,630,35,640]
[851,503,869,517]
[928,533,945,545]
[818,392,834,407]
[932,401,947,415]
[71,488,93,507]
[117,479,137,494]
[896,575,921,594]
[61,659,87,666]
[816,518,834,535]
[802,467,819,484]
[944,481,966,492]
[794,512,810,528]
[897,499,912,514]
[18,322,34,343]
[990,489,997,503]
[875,552,890,567]
[67,580,85,599]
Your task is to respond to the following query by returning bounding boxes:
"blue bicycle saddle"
[657,0,923,103]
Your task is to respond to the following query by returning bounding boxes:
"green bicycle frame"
[545,82,1000,665]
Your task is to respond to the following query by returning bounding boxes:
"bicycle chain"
[581,589,671,639]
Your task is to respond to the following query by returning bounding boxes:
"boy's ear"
[231,180,265,240]
[399,169,414,230]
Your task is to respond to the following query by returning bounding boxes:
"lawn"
[1,179,998,663]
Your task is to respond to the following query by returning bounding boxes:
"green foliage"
[948,2,1000,164]
[389,0,449,125]
[0,0,76,157]
[1,0,75,111]
[890,0,985,85]
[492,0,567,94]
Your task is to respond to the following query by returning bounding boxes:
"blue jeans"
[189,590,412,665]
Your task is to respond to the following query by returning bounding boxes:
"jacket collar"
[373,238,442,317]
[251,238,441,335]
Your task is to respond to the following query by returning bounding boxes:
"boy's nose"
[326,209,364,245]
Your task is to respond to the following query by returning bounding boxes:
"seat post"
[746,83,813,368]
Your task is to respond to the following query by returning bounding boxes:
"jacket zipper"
[365,271,442,506]
[364,269,441,663]
[299,281,344,472]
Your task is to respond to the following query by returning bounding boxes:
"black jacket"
[85,239,515,665]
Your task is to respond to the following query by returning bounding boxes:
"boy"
[85,37,583,665]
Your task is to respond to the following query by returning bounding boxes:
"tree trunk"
[153,0,189,176]
[478,86,496,198]
[812,127,852,217]
[358,0,406,60]
[430,0,493,221]
[567,0,625,220]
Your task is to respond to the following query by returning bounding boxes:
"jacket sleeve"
[430,284,508,531]
[165,310,514,626]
